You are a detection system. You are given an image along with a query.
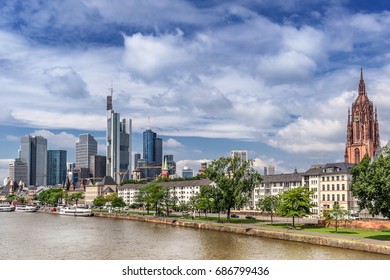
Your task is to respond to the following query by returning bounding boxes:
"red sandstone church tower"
[345,68,380,163]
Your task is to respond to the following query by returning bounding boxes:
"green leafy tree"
[256,195,279,224]
[351,149,390,219]
[323,204,350,232]
[136,183,165,215]
[161,187,178,217]
[194,185,215,217]
[111,196,126,208]
[277,186,314,227]
[204,156,262,222]
[93,195,106,207]
[68,192,84,206]
[37,188,65,205]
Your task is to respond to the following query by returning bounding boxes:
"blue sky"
[1,0,390,181]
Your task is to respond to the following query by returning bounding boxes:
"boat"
[15,205,37,212]
[59,206,94,217]
[0,203,15,212]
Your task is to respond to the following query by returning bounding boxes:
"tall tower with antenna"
[106,83,132,182]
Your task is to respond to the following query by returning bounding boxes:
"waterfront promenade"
[93,211,390,256]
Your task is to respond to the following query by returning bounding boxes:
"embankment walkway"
[93,212,390,256]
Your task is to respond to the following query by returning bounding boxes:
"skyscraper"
[345,68,380,163]
[143,129,162,166]
[19,135,47,186]
[9,159,28,183]
[230,150,248,162]
[47,150,67,186]
[75,134,97,169]
[106,86,132,183]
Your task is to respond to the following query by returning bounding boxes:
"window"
[332,194,335,201]
[342,184,345,190]
[332,184,335,191]
[327,177,329,181]
[342,194,345,201]
[322,177,325,181]
[331,176,334,181]
[322,185,325,191]
[327,194,330,201]
[336,176,339,181]
[337,194,340,201]
[337,184,340,191]
[327,184,330,191]
[322,194,325,201]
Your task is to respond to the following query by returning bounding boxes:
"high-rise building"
[106,86,132,183]
[230,150,248,162]
[142,128,162,179]
[264,165,275,176]
[163,155,176,175]
[182,167,194,178]
[345,68,380,163]
[47,150,67,186]
[134,153,141,170]
[89,155,106,180]
[9,159,28,183]
[19,135,47,186]
[143,129,162,166]
[75,134,97,169]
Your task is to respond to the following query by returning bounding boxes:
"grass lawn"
[265,223,390,241]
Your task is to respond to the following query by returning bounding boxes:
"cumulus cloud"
[122,31,193,80]
[164,138,184,148]
[31,130,78,150]
[44,66,89,99]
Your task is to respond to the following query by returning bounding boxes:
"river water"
[1,212,389,260]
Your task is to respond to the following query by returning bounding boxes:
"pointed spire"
[147,116,151,130]
[359,67,366,96]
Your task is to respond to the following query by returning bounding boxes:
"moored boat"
[0,203,15,212]
[59,206,93,217]
[15,205,37,212]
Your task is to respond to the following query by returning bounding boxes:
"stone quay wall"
[94,213,390,255]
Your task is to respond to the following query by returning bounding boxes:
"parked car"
[349,213,361,220]
[245,215,256,220]
[230,214,239,218]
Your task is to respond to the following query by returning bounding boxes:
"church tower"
[345,68,380,163]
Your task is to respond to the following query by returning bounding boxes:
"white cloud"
[31,130,78,150]
[164,138,184,148]
[122,31,193,80]
[176,159,210,177]
[44,66,90,99]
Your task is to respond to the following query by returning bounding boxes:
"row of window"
[322,184,346,191]
[321,175,345,181]
[322,194,346,202]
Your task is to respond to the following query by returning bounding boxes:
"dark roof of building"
[319,162,354,175]
[118,179,213,191]
[101,176,116,185]
[262,172,303,183]
[103,187,115,194]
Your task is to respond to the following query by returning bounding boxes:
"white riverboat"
[0,203,15,212]
[59,206,93,217]
[15,205,37,212]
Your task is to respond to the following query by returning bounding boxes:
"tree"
[204,156,262,222]
[68,192,84,206]
[195,185,215,218]
[277,186,314,227]
[37,188,64,205]
[93,195,106,207]
[111,196,126,208]
[351,149,390,219]
[135,183,165,215]
[323,204,350,232]
[256,195,279,224]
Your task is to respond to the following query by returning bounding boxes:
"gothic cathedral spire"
[345,68,380,163]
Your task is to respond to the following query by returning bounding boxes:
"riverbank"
[94,212,390,255]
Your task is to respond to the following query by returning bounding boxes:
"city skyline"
[1,1,390,181]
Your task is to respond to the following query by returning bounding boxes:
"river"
[1,212,389,260]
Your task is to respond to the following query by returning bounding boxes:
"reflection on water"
[1,212,389,260]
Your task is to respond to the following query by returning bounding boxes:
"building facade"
[230,150,248,162]
[345,68,380,163]
[47,150,67,186]
[19,135,47,186]
[75,134,97,169]
[106,88,132,183]
[89,155,106,180]
[9,159,28,184]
